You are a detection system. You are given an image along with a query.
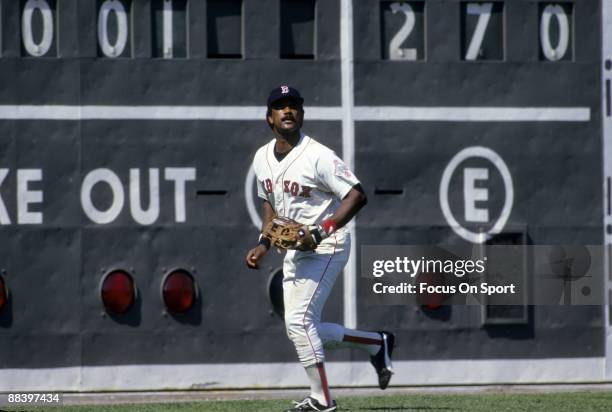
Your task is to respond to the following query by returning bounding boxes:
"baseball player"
[245,85,395,412]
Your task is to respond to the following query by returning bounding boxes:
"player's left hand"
[245,244,268,269]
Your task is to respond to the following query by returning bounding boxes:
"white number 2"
[464,2,493,61]
[389,2,417,61]
[540,4,570,61]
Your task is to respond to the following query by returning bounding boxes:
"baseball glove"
[262,216,318,251]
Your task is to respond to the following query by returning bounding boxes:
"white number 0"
[389,2,417,60]
[22,0,54,57]
[98,0,128,58]
[540,4,569,61]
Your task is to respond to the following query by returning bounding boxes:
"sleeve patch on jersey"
[333,159,354,178]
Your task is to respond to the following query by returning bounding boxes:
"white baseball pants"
[282,234,351,367]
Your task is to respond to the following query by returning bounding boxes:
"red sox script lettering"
[262,178,311,198]
[264,179,273,193]
[283,180,312,198]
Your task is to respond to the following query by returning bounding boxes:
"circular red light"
[100,270,135,314]
[0,276,7,311]
[162,269,196,314]
[416,272,446,310]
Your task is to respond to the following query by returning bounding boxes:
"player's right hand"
[245,245,268,269]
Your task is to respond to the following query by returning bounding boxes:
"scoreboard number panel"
[4,1,578,63]
[461,2,504,61]
[20,0,57,57]
[96,0,131,58]
[381,1,425,61]
[539,3,573,61]
[151,0,188,59]
[378,1,575,63]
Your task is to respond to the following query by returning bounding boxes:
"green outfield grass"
[8,391,611,412]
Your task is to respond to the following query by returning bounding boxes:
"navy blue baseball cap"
[267,85,304,108]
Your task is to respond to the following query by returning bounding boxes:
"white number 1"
[465,2,493,61]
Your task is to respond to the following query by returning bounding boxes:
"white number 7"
[465,3,493,61]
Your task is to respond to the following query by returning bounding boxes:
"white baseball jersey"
[253,133,360,250]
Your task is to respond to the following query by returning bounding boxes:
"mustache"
[282,114,296,121]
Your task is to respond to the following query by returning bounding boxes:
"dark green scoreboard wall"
[0,0,604,372]
[354,0,602,361]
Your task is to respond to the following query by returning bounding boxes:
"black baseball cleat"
[370,331,395,390]
[284,396,338,411]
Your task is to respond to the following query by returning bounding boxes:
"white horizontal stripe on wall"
[353,106,591,122]
[0,105,591,122]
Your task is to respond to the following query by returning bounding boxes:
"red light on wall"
[100,270,136,314]
[0,276,7,311]
[416,272,446,311]
[162,269,196,314]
